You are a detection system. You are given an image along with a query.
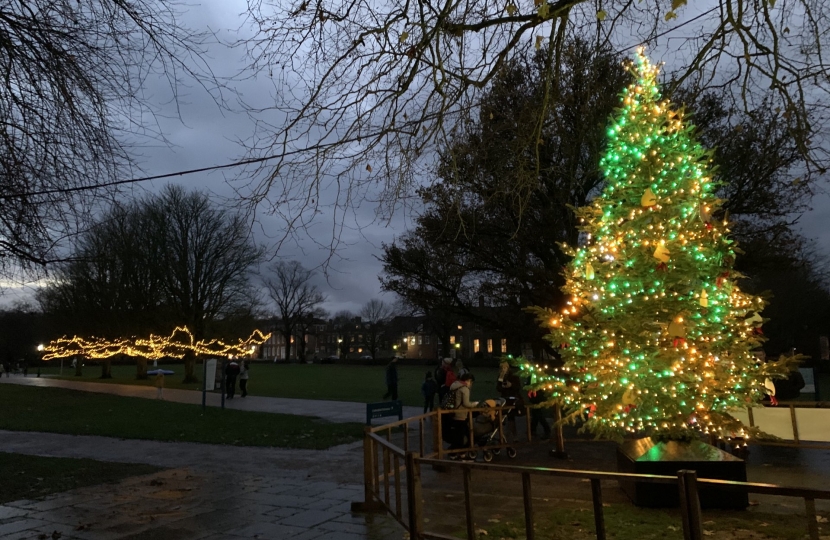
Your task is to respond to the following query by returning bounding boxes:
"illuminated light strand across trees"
[518,49,798,442]
[42,327,270,362]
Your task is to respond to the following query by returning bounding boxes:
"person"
[383,358,399,400]
[497,361,525,441]
[22,360,28,377]
[448,373,478,454]
[225,359,240,399]
[421,371,438,413]
[456,360,469,378]
[239,361,250,397]
[435,358,457,404]
[528,388,551,440]
[154,370,165,400]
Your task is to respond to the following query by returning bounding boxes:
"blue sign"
[366,401,403,425]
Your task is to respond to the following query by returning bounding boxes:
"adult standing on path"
[239,361,250,397]
[383,358,398,401]
[155,370,165,400]
[225,359,240,399]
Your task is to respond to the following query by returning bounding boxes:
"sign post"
[202,358,217,411]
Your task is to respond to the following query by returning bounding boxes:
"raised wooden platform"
[617,438,749,509]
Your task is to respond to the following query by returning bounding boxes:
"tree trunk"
[136,356,148,379]
[183,350,198,383]
[74,357,83,376]
[99,358,112,379]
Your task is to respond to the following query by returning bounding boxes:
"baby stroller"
[473,398,518,462]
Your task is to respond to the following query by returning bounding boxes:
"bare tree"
[0,0,223,275]
[359,299,392,359]
[150,186,264,381]
[39,186,264,382]
[262,261,326,362]
[239,0,829,243]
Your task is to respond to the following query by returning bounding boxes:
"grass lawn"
[0,385,363,449]
[477,502,828,540]
[0,452,161,504]
[37,362,502,407]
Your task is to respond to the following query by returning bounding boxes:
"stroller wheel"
[506,447,517,458]
[467,451,478,461]
[483,450,494,463]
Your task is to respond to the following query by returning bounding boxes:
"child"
[155,371,165,400]
[421,371,438,413]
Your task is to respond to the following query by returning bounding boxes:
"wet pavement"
[0,431,403,540]
[0,376,422,424]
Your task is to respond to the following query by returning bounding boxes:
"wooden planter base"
[617,438,748,509]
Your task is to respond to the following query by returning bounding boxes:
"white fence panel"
[794,408,830,442]
[751,407,795,440]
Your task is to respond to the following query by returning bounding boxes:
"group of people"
[1,360,27,377]
[225,359,250,399]
[408,358,553,456]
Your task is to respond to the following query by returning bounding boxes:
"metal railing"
[353,406,830,540]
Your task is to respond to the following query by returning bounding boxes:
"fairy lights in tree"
[519,49,797,441]
[42,327,270,362]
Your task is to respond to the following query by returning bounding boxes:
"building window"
[457,325,462,330]
[487,339,493,353]
[473,339,480,353]
[450,335,456,345]
[417,335,422,345]
[424,335,430,345]
[350,347,354,353]
[501,339,507,353]
[358,348,363,353]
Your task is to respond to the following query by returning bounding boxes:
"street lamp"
[37,344,45,377]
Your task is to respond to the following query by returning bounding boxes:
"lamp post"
[337,337,343,359]
[37,344,45,377]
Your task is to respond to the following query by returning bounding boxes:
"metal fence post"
[406,452,424,539]
[678,470,703,540]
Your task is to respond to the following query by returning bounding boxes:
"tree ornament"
[653,242,670,263]
[622,387,637,406]
[699,203,712,223]
[585,262,595,280]
[699,289,708,307]
[716,271,730,287]
[641,187,657,207]
[668,316,686,347]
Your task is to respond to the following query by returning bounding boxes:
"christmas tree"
[520,49,796,442]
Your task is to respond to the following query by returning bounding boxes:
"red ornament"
[527,390,537,399]
[769,395,778,406]
[705,222,713,230]
[716,271,730,287]
[753,327,764,335]
[656,262,668,272]
[587,404,597,418]
[673,337,686,348]
[560,342,570,349]
[623,404,636,414]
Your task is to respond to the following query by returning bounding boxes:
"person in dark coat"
[225,359,240,399]
[383,358,399,400]
[497,361,525,441]
[421,371,438,413]
[528,388,551,440]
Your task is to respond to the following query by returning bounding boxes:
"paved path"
[0,376,422,424]
[0,431,402,540]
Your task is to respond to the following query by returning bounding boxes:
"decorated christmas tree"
[520,49,796,442]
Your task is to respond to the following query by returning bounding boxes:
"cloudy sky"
[2,0,828,315]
